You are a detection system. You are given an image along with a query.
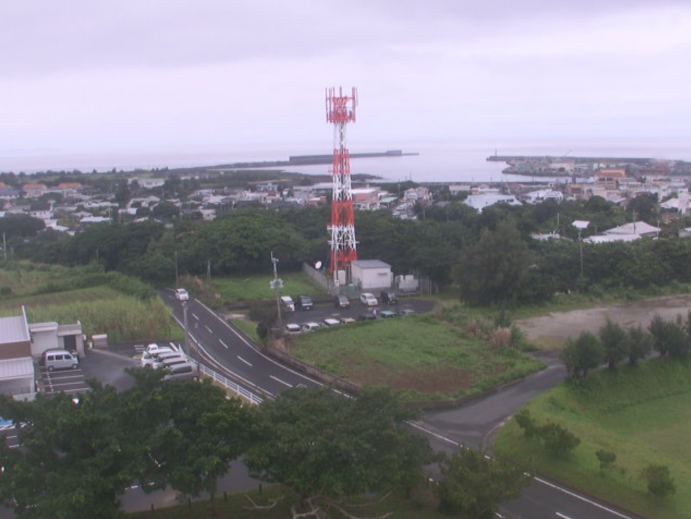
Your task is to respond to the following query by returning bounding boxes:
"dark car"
[334,295,350,308]
[380,290,398,304]
[296,295,314,310]
[357,313,377,321]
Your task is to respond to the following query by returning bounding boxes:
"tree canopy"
[245,386,433,518]
[0,370,253,519]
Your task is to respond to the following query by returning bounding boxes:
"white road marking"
[535,477,635,519]
[205,325,213,333]
[237,356,252,367]
[556,513,573,519]
[192,313,199,320]
[270,375,293,388]
[219,339,229,349]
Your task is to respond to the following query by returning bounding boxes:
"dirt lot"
[516,294,691,348]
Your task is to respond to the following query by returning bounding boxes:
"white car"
[285,323,302,335]
[280,296,295,312]
[322,318,341,327]
[301,322,321,332]
[360,293,378,306]
[174,288,190,301]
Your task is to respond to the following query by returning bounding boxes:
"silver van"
[141,347,174,368]
[162,362,199,382]
[41,349,79,372]
[152,352,186,369]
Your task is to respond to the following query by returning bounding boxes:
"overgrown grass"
[493,360,691,519]
[228,316,261,344]
[0,263,182,343]
[290,314,544,401]
[206,272,325,302]
[128,485,444,519]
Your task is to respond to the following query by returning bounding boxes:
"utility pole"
[2,233,6,261]
[174,251,179,288]
[183,301,190,352]
[270,252,283,334]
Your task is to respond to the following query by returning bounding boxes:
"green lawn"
[493,360,691,519]
[290,314,544,401]
[207,271,325,302]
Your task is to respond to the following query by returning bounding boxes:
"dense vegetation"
[8,195,691,306]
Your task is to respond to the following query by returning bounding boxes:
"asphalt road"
[0,293,644,519]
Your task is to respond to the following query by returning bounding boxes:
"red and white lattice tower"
[326,86,358,282]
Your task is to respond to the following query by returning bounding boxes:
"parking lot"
[282,296,435,331]
[40,365,90,395]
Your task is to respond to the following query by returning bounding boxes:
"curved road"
[155,291,643,519]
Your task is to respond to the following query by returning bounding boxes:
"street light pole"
[271,252,283,334]
[578,229,584,278]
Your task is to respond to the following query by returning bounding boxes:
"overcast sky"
[1,0,690,162]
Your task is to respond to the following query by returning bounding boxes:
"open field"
[289,314,544,400]
[129,486,444,519]
[208,271,326,302]
[0,264,182,343]
[493,360,691,519]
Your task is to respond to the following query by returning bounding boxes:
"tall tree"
[245,386,432,518]
[627,325,653,366]
[0,370,253,519]
[561,331,605,379]
[455,218,539,306]
[437,447,532,519]
[598,319,629,371]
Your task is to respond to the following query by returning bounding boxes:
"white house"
[0,309,36,400]
[524,189,564,204]
[463,194,521,213]
[350,260,393,291]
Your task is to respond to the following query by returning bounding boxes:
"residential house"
[0,309,35,399]
[22,183,47,198]
[463,194,521,213]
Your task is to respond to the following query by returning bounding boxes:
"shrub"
[640,464,676,498]
[537,422,580,458]
[596,450,616,470]
[514,409,538,439]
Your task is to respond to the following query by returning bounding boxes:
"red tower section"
[326,87,358,283]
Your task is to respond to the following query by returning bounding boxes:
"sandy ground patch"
[516,294,691,347]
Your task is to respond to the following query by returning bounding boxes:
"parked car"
[360,293,378,306]
[301,322,321,332]
[379,310,398,319]
[174,288,190,301]
[162,361,199,382]
[280,296,295,312]
[340,317,356,324]
[40,349,79,372]
[380,291,398,304]
[285,323,302,335]
[357,313,377,321]
[399,308,416,316]
[322,318,341,327]
[141,346,174,368]
[296,295,314,310]
[334,295,350,308]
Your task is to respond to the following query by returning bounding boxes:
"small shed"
[351,260,393,291]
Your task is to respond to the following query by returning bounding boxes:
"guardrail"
[198,363,263,405]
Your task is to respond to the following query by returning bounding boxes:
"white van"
[141,347,174,368]
[41,349,79,372]
[152,352,186,369]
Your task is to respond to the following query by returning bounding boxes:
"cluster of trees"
[0,376,530,519]
[8,195,691,306]
[514,410,581,458]
[562,313,691,380]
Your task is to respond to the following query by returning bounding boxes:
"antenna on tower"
[326,86,358,285]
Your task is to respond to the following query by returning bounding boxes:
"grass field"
[208,271,325,302]
[0,263,183,343]
[493,360,691,519]
[289,313,544,400]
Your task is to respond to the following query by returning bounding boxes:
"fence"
[302,262,331,292]
[197,363,263,405]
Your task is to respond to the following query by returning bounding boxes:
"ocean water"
[2,139,690,183]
